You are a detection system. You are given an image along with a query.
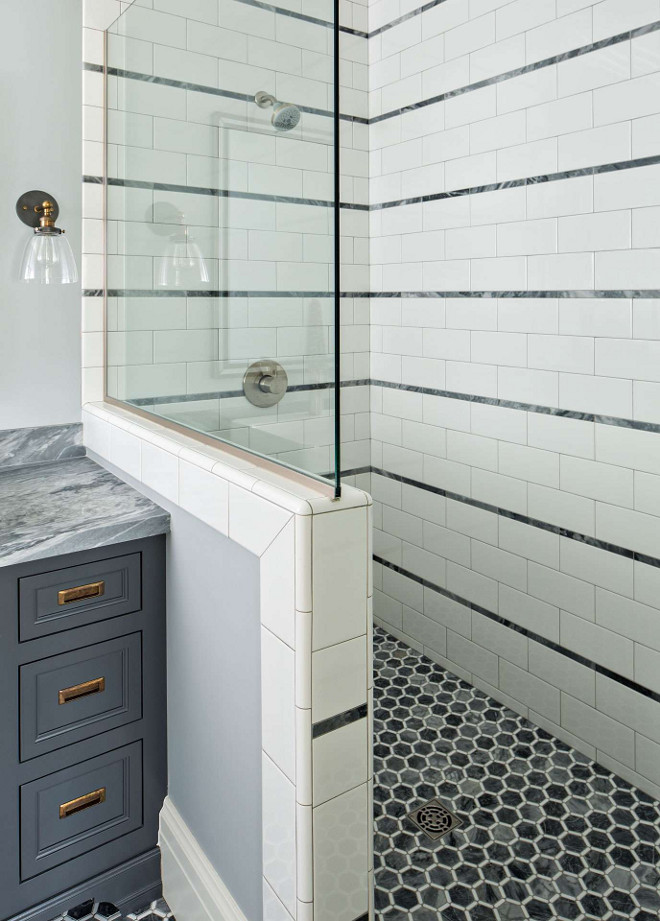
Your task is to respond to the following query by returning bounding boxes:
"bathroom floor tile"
[373,627,660,921]
[51,899,174,921]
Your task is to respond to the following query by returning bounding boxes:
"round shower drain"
[407,798,462,840]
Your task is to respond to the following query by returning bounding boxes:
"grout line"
[373,554,660,704]
[370,154,660,211]
[368,20,660,123]
[312,702,368,738]
[368,464,660,569]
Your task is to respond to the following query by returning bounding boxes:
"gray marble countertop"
[0,456,170,568]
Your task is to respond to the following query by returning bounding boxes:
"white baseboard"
[159,797,249,921]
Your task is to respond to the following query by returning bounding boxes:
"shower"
[254,90,301,131]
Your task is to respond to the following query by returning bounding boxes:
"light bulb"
[19,230,78,285]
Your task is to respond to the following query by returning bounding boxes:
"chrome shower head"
[255,91,301,131]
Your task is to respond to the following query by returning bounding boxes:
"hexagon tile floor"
[47,898,173,921]
[373,627,660,921]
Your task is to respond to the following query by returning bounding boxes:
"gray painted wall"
[0,1,82,430]
[89,454,263,921]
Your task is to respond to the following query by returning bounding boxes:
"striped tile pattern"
[367,0,660,801]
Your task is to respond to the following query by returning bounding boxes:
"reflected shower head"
[255,90,301,131]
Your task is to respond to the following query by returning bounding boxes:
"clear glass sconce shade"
[156,231,210,289]
[19,230,79,285]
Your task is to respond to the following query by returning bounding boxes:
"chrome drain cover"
[407,799,462,840]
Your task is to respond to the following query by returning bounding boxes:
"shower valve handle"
[258,373,286,396]
[243,359,289,407]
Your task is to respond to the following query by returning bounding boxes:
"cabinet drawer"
[19,553,141,641]
[20,634,142,761]
[20,741,143,881]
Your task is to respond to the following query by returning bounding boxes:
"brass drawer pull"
[59,787,106,819]
[58,676,106,705]
[58,580,105,606]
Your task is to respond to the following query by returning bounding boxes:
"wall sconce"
[15,190,78,285]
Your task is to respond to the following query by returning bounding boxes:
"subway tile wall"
[366,0,660,801]
[82,0,370,478]
[82,0,660,803]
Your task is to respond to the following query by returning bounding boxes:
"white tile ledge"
[83,401,370,520]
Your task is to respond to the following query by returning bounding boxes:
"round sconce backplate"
[16,191,60,228]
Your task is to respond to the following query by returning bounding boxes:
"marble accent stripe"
[369,20,660,124]
[88,62,369,125]
[364,290,660,299]
[82,174,369,211]
[370,378,660,435]
[312,702,368,738]
[373,554,660,705]
[371,154,660,211]
[102,371,660,436]
[369,466,660,570]
[220,0,368,38]
[128,380,355,407]
[104,288,337,298]
[83,286,660,299]
[369,0,449,37]
[104,174,336,209]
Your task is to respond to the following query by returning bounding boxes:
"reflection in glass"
[156,223,210,289]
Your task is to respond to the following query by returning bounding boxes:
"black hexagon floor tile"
[373,627,660,921]
[51,899,174,921]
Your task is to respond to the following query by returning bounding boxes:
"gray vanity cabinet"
[0,536,167,921]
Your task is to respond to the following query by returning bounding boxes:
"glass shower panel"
[104,0,339,490]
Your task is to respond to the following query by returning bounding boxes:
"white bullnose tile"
[263,754,297,916]
[263,882,295,921]
[312,507,369,650]
[261,520,296,648]
[178,460,229,534]
[313,718,369,805]
[313,784,370,921]
[312,635,368,722]
[140,441,179,504]
[229,485,292,556]
[262,627,296,781]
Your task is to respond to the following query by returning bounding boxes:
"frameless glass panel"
[104,0,340,492]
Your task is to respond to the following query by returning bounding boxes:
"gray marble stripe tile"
[369,466,660,569]
[371,153,660,210]
[90,61,369,125]
[128,379,361,407]
[223,0,368,37]
[0,424,85,469]
[312,702,369,738]
[83,174,369,212]
[83,284,660,300]
[363,290,660,298]
[101,370,660,435]
[370,20,660,122]
[105,175,338,208]
[373,554,660,704]
[130,379,366,407]
[103,288,338,298]
[370,378,660,434]
[368,0,449,37]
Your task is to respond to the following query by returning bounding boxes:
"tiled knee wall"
[366,0,660,801]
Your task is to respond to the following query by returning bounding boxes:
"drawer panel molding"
[20,634,142,761]
[19,553,141,641]
[20,741,143,881]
